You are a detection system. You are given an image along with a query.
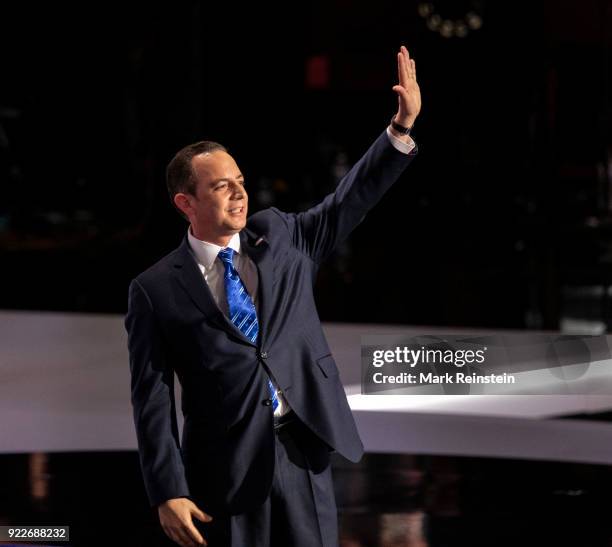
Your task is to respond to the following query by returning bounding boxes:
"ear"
[174,192,193,219]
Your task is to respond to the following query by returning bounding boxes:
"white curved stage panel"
[2,311,612,464]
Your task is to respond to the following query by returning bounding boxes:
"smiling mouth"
[228,207,244,214]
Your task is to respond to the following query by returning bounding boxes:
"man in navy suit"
[126,45,421,546]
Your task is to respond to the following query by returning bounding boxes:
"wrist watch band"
[390,115,413,135]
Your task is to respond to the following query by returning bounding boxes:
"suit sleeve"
[125,278,191,508]
[271,127,418,264]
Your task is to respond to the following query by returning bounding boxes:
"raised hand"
[392,45,422,129]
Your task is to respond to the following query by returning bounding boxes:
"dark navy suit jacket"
[125,127,417,513]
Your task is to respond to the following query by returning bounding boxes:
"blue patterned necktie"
[218,247,279,412]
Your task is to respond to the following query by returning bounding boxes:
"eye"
[215,182,228,191]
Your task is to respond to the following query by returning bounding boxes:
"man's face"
[182,150,248,244]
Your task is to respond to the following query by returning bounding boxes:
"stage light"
[418,1,485,39]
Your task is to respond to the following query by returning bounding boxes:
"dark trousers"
[196,412,339,547]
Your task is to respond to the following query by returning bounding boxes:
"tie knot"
[218,247,235,266]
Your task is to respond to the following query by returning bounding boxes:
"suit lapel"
[239,229,274,349]
[172,234,253,345]
[171,229,274,348]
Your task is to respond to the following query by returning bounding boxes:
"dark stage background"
[1,0,610,330]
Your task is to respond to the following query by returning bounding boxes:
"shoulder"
[131,244,184,291]
[245,207,293,246]
[246,207,289,231]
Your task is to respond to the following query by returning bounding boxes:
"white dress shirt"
[385,126,416,154]
[186,128,414,418]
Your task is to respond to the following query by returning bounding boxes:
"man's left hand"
[392,45,422,129]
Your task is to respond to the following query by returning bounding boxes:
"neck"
[190,225,236,247]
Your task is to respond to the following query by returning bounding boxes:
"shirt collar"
[187,226,242,269]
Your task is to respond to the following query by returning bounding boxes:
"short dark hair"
[166,140,228,221]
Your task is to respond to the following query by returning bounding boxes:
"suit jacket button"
[260,351,268,359]
[263,398,272,406]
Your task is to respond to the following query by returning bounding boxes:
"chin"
[226,222,246,233]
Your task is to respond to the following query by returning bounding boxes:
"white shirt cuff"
[386,125,416,154]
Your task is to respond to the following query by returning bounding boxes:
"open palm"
[392,45,421,128]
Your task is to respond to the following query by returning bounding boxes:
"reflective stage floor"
[2,450,612,546]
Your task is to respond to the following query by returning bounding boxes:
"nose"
[229,181,246,197]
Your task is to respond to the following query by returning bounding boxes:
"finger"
[408,59,416,81]
[166,525,195,547]
[162,525,178,545]
[392,85,410,104]
[397,52,407,88]
[401,46,412,82]
[175,528,199,547]
[185,521,206,546]
[166,529,187,547]
[192,507,213,523]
